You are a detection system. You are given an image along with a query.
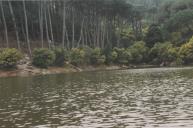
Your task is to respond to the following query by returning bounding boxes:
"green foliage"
[82,46,93,64]
[0,48,23,68]
[145,24,163,48]
[158,0,193,23]
[106,51,118,64]
[165,9,193,32]
[113,47,131,65]
[161,6,193,44]
[171,0,193,13]
[90,48,106,65]
[32,48,55,68]
[129,41,148,64]
[53,48,69,66]
[179,36,193,64]
[170,32,183,46]
[149,42,178,65]
[119,29,135,48]
[70,48,85,66]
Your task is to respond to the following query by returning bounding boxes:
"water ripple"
[0,67,193,127]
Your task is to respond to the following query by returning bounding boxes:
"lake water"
[0,67,193,128]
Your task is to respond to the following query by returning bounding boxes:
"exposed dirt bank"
[0,64,129,78]
[0,55,157,78]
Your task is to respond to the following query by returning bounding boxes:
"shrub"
[106,50,118,64]
[32,48,55,68]
[179,36,193,64]
[53,48,69,66]
[113,47,131,65]
[0,48,23,68]
[90,48,106,65]
[70,48,85,66]
[149,42,178,65]
[82,46,93,64]
[97,55,106,64]
[119,32,135,48]
[145,24,163,48]
[129,41,148,64]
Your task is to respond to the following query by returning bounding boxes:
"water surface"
[0,67,193,128]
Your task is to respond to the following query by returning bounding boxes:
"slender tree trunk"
[77,18,85,47]
[65,30,70,49]
[82,20,87,47]
[47,3,54,47]
[39,1,44,48]
[65,6,70,49]
[62,2,66,48]
[44,3,50,49]
[87,25,92,47]
[0,1,9,48]
[72,8,75,48]
[8,0,20,50]
[23,0,32,56]
[97,18,100,48]
[101,19,106,49]
[21,23,26,43]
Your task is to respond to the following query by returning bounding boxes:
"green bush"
[145,24,163,48]
[70,48,85,66]
[90,48,106,65]
[32,48,55,68]
[0,48,23,68]
[149,42,178,65]
[53,48,69,66]
[179,36,193,64]
[82,46,93,64]
[129,41,148,64]
[119,32,135,48]
[113,47,131,65]
[106,50,118,64]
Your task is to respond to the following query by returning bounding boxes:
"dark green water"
[1,67,193,128]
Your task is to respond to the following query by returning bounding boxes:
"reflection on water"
[0,67,193,128]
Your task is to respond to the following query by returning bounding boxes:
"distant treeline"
[0,0,193,66]
[0,0,144,55]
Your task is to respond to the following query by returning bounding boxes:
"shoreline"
[0,64,159,78]
[1,63,191,78]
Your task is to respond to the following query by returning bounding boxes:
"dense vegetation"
[0,48,22,68]
[0,0,193,69]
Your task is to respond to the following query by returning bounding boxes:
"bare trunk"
[77,18,85,47]
[83,23,86,46]
[65,30,70,49]
[44,3,50,49]
[23,0,32,56]
[97,19,100,48]
[62,2,66,48]
[0,1,9,48]
[39,1,44,48]
[47,3,54,47]
[72,8,75,48]
[101,20,105,49]
[87,26,92,47]
[8,0,20,50]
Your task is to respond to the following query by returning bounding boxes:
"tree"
[0,1,9,47]
[8,0,20,50]
[164,9,193,44]
[149,42,178,65]
[145,24,163,48]
[179,36,193,64]
[129,41,148,64]
[0,0,138,50]
[23,0,32,56]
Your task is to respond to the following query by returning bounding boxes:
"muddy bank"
[0,63,130,78]
[0,55,158,78]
